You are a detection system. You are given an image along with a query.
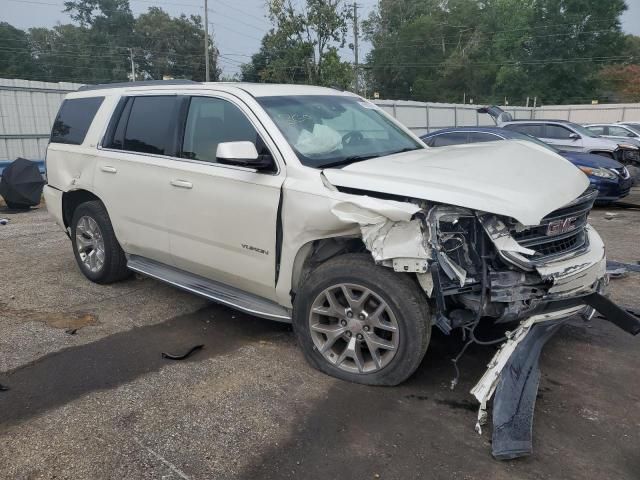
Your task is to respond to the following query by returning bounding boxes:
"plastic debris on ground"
[161,344,204,360]
[0,218,8,225]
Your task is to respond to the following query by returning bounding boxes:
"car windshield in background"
[568,122,600,138]
[257,95,422,168]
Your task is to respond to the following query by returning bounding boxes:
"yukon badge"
[546,216,578,236]
[241,244,269,255]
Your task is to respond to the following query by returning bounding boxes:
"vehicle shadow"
[236,327,503,480]
[0,304,290,429]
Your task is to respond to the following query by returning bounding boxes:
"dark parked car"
[421,127,632,203]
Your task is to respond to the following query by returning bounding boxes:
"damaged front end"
[330,186,640,459]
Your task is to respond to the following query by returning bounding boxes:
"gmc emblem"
[546,216,578,236]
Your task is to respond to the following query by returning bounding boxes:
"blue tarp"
[0,160,45,176]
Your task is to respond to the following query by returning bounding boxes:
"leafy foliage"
[241,0,353,89]
[364,0,629,104]
[2,0,219,84]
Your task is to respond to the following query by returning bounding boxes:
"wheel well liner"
[61,190,102,229]
[290,237,365,298]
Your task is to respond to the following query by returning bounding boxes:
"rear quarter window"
[50,97,104,145]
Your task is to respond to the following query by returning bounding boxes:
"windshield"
[567,122,600,138]
[256,95,422,168]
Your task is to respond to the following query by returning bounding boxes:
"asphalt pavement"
[1,192,639,480]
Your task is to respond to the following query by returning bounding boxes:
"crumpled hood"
[323,140,589,226]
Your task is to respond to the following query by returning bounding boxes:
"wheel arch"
[61,189,103,230]
[588,150,614,159]
[290,236,366,300]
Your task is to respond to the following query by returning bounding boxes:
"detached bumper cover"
[472,298,640,460]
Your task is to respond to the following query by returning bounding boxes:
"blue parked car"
[420,127,632,203]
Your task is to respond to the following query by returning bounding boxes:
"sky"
[2,0,640,77]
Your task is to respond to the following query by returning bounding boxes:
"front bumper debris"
[471,295,640,460]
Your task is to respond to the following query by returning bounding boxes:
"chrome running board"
[127,255,292,323]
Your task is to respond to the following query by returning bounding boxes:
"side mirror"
[569,133,580,140]
[216,141,273,170]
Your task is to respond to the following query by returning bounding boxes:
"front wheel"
[293,254,432,386]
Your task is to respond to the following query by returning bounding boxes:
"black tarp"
[0,158,45,209]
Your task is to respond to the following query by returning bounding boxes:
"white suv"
[44,81,631,393]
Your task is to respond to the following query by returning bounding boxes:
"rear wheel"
[293,254,432,386]
[71,200,130,284]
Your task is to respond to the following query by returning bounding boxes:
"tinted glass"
[182,96,260,163]
[431,132,469,147]
[544,125,574,139]
[105,97,133,149]
[608,126,635,137]
[51,97,104,145]
[468,132,503,143]
[586,125,605,135]
[504,123,544,137]
[123,96,176,155]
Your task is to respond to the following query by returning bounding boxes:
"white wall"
[0,78,82,160]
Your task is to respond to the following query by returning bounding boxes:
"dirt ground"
[1,191,639,480]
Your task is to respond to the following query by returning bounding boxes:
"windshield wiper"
[319,154,380,169]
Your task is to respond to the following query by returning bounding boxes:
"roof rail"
[78,80,199,91]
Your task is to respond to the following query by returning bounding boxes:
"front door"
[165,94,285,301]
[542,124,584,151]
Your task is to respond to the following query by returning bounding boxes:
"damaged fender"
[330,201,431,273]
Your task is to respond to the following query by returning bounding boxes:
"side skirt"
[127,255,292,323]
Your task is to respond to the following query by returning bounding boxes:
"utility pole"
[129,48,136,82]
[353,2,359,95]
[204,0,210,82]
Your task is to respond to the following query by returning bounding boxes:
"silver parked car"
[478,106,640,165]
[585,123,640,148]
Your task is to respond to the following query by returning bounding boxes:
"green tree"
[364,0,628,104]
[0,23,39,78]
[241,0,353,87]
[134,7,219,81]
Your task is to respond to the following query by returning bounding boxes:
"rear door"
[93,94,180,264]
[164,93,285,301]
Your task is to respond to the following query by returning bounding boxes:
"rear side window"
[51,97,104,145]
[504,123,544,137]
[123,96,177,155]
[430,132,469,147]
[468,132,502,143]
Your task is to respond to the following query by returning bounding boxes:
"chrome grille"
[511,189,597,260]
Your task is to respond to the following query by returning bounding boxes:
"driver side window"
[181,96,263,163]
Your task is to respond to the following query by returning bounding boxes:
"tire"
[293,253,432,386]
[70,200,131,284]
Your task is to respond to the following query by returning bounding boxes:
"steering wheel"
[342,131,364,145]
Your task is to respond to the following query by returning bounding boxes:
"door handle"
[170,179,193,189]
[100,165,117,174]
